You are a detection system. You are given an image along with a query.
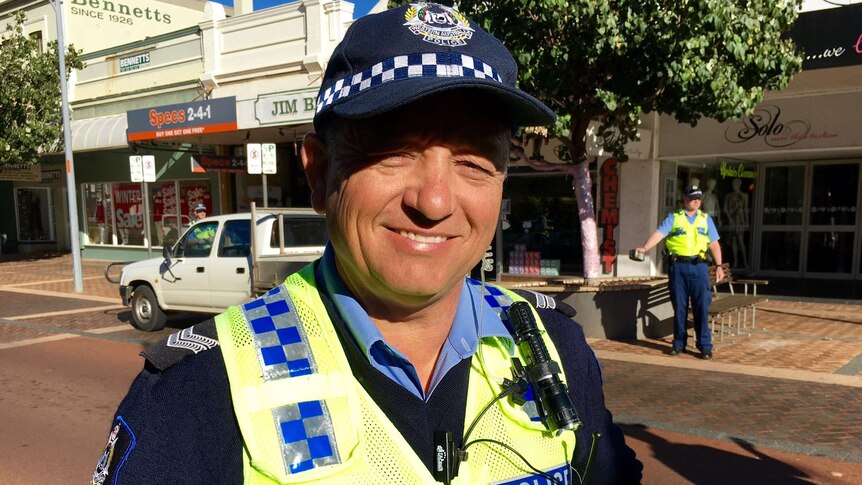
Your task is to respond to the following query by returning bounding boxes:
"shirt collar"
[315,244,514,362]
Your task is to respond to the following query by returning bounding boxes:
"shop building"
[497,3,862,283]
[0,0,224,255]
[613,3,862,281]
[66,0,359,260]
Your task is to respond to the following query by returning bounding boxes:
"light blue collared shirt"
[657,211,720,241]
[315,245,514,401]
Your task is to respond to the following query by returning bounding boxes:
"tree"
[390,0,802,279]
[0,11,83,168]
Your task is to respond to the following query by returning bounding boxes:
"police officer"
[192,202,207,222]
[92,4,641,484]
[636,184,724,360]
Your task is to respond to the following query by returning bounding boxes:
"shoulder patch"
[141,319,219,371]
[511,289,577,318]
[91,416,136,485]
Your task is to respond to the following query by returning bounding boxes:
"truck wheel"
[131,286,167,331]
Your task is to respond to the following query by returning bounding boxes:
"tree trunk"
[572,159,600,280]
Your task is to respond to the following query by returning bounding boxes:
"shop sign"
[722,105,836,148]
[126,97,237,141]
[64,0,209,55]
[254,89,318,125]
[599,158,619,275]
[190,154,246,173]
[112,183,144,232]
[788,4,862,70]
[119,51,150,72]
[718,160,756,180]
[42,170,62,181]
[0,163,41,182]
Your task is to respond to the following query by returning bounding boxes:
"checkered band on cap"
[240,286,341,474]
[316,52,503,115]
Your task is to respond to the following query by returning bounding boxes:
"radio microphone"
[506,301,579,433]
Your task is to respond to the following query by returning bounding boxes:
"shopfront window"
[179,181,214,232]
[81,180,212,248]
[15,187,54,242]
[83,184,113,244]
[151,182,181,247]
[807,231,854,274]
[760,231,801,272]
[679,162,757,271]
[502,174,581,276]
[809,164,858,226]
[762,166,805,225]
[112,183,145,246]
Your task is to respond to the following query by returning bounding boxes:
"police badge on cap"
[403,3,474,46]
[684,185,703,199]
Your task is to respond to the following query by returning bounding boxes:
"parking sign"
[246,143,262,174]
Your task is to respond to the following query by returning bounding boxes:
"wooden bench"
[708,263,769,341]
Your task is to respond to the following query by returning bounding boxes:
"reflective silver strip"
[239,285,341,474]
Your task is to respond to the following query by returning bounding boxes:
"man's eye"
[458,161,495,176]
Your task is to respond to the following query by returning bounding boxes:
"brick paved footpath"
[599,358,862,464]
[1,253,862,467]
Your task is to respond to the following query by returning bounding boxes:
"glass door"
[757,161,861,278]
[805,162,858,278]
[758,164,806,275]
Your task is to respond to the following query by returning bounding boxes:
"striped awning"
[70,114,128,152]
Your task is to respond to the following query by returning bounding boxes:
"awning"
[70,114,128,152]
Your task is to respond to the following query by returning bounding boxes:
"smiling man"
[93,3,641,484]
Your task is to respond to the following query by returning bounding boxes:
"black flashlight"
[506,301,579,433]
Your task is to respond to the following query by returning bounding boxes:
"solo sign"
[126,97,237,141]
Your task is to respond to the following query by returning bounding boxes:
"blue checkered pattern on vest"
[465,279,542,422]
[316,52,502,114]
[240,285,341,474]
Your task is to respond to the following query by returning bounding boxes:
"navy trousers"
[668,261,713,352]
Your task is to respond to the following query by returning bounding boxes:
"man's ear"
[300,133,329,214]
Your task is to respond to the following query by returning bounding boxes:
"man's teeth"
[399,231,447,243]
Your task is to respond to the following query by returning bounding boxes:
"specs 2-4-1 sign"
[126,97,237,141]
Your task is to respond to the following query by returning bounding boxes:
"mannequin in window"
[701,178,720,224]
[723,178,749,269]
[94,195,106,244]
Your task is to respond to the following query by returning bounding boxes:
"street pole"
[51,0,84,292]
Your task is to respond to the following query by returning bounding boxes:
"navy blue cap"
[194,203,207,212]
[313,3,554,131]
[684,185,703,199]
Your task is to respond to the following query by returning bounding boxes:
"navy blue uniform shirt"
[94,293,642,484]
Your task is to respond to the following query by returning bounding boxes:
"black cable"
[461,381,521,445]
[580,432,602,484]
[461,438,566,485]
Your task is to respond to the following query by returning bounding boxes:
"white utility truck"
[118,204,327,331]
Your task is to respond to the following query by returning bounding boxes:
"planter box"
[506,277,674,340]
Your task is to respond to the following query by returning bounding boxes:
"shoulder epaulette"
[511,289,577,318]
[141,319,220,371]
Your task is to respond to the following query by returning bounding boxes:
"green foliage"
[0,11,83,167]
[389,0,802,163]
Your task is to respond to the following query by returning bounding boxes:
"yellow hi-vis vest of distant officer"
[665,209,711,257]
[214,264,577,485]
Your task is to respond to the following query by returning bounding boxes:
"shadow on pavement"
[621,424,813,484]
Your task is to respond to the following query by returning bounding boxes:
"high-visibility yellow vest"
[665,210,710,257]
[215,264,577,484]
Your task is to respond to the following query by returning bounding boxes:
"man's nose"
[402,148,455,221]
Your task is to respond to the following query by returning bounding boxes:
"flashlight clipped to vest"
[506,301,580,434]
